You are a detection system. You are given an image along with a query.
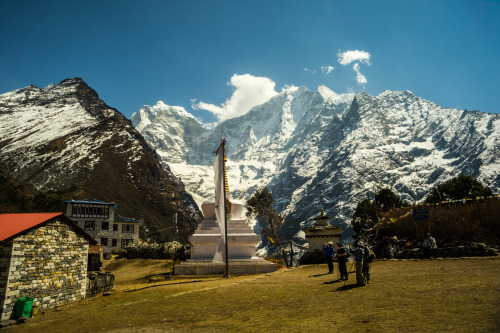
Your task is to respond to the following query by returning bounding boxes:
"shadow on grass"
[333,283,366,292]
[124,280,205,293]
[323,279,343,285]
[309,272,333,277]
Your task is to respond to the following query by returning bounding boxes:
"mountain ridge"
[132,85,500,246]
[0,78,201,242]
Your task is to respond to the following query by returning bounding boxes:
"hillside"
[0,172,65,213]
[0,78,201,242]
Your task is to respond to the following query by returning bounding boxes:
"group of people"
[323,238,374,286]
[370,233,438,259]
[323,233,438,286]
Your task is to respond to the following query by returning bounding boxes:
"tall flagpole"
[222,139,229,278]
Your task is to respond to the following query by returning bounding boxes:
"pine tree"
[246,186,289,267]
[375,188,404,211]
[425,174,493,203]
[352,198,378,235]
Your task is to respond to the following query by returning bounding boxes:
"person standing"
[362,242,374,284]
[336,242,348,281]
[323,242,335,274]
[422,233,437,258]
[352,240,366,286]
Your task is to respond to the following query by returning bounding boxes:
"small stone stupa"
[302,208,343,253]
[175,154,279,275]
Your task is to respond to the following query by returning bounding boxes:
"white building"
[303,209,343,252]
[65,199,141,255]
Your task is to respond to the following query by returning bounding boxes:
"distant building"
[303,209,343,252]
[0,212,96,320]
[65,199,142,255]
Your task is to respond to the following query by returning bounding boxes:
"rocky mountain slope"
[132,85,500,244]
[0,78,200,242]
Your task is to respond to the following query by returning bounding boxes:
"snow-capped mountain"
[0,78,200,242]
[132,85,500,242]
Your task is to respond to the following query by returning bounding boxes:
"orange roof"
[0,212,96,244]
[0,212,63,241]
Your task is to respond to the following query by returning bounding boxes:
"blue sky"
[1,0,499,124]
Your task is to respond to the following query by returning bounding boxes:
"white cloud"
[282,84,299,93]
[353,63,367,85]
[337,50,371,65]
[304,67,317,74]
[192,74,278,122]
[321,65,335,74]
[337,49,371,85]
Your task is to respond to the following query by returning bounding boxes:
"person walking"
[336,242,348,281]
[422,233,437,258]
[352,240,366,286]
[323,241,335,274]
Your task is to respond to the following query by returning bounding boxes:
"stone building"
[65,199,142,254]
[0,212,96,320]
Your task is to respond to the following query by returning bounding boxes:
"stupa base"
[174,259,280,275]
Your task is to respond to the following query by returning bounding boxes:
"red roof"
[0,213,96,244]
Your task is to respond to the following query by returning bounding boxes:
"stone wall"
[0,219,89,320]
[86,272,114,297]
[0,243,13,319]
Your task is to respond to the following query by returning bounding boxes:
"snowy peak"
[317,85,354,105]
[131,100,199,131]
[131,100,206,164]
[132,86,500,246]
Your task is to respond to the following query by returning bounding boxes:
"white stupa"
[175,153,279,275]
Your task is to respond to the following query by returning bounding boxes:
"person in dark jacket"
[323,241,335,274]
[336,242,348,280]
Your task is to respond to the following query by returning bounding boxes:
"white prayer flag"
[212,142,226,263]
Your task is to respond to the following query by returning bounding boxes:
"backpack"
[364,246,374,262]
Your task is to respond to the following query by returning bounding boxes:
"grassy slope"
[5,258,500,332]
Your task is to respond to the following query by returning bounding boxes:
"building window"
[85,221,95,231]
[121,239,133,248]
[113,224,118,231]
[100,238,108,246]
[71,203,110,219]
[122,224,134,234]
[112,239,118,247]
[102,222,109,230]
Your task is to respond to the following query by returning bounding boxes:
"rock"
[0,320,16,328]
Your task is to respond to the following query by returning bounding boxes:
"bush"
[119,241,191,260]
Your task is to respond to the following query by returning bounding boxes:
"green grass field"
[5,257,500,332]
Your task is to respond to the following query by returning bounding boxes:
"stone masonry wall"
[0,219,89,321]
[0,243,13,320]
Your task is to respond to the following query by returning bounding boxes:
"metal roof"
[65,199,114,205]
[65,199,118,209]
[114,215,142,223]
[0,212,97,244]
